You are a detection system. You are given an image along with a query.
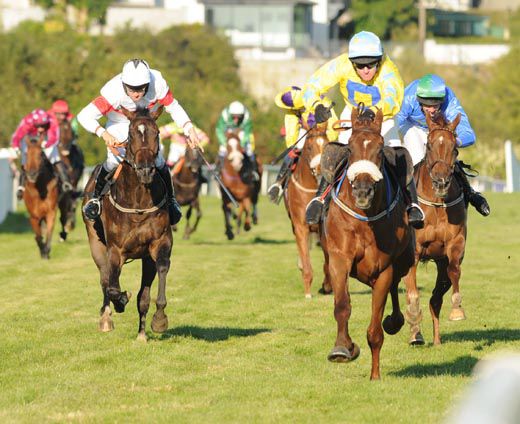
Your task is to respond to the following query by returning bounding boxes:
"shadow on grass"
[0,211,31,234]
[192,237,293,246]
[159,325,271,342]
[390,355,478,378]
[442,328,520,345]
[350,286,426,295]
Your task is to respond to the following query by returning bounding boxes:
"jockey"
[48,99,80,142]
[215,100,259,180]
[10,108,73,200]
[77,58,201,224]
[301,31,424,228]
[396,73,490,216]
[161,121,209,169]
[267,86,338,203]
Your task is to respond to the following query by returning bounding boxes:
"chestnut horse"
[82,106,172,341]
[403,112,467,346]
[57,119,84,241]
[23,135,59,259]
[284,122,331,298]
[220,131,262,240]
[172,145,203,240]
[324,108,414,380]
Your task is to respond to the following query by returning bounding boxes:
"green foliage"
[351,0,417,40]
[0,23,279,165]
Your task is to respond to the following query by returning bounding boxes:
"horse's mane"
[134,107,151,118]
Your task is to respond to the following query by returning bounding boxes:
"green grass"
[1,193,519,423]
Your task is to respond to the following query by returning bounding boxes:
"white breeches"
[103,122,165,171]
[168,143,186,164]
[20,141,60,166]
[295,128,307,149]
[337,106,402,147]
[401,125,428,166]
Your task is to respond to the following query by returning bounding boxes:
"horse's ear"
[448,113,461,132]
[119,106,137,121]
[150,105,164,121]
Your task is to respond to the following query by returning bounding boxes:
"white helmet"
[229,101,245,115]
[121,59,151,86]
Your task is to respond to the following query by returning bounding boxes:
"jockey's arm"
[301,55,345,111]
[215,115,227,147]
[77,99,119,147]
[446,94,475,147]
[372,60,404,120]
[284,113,301,147]
[240,117,253,146]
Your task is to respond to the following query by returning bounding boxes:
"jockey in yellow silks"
[267,86,338,203]
[302,31,425,228]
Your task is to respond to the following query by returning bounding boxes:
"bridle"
[424,127,457,182]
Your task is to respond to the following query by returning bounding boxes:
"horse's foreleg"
[222,201,234,240]
[294,225,313,298]
[151,243,171,334]
[367,266,394,380]
[327,254,360,363]
[430,257,452,345]
[136,256,157,341]
[403,261,425,345]
[107,248,129,313]
[243,197,252,232]
[29,216,45,258]
[447,239,466,322]
[319,231,332,294]
[190,199,202,234]
[42,209,57,259]
[183,205,193,240]
[382,277,405,336]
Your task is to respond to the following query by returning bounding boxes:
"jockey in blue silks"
[396,73,490,216]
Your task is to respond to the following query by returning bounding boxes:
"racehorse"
[323,107,414,380]
[23,135,59,259]
[172,145,203,240]
[57,119,84,241]
[82,106,172,341]
[283,122,331,298]
[403,112,467,346]
[220,130,262,240]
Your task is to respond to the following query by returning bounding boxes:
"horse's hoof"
[99,319,114,332]
[136,332,147,342]
[383,313,405,335]
[151,314,168,333]
[244,223,251,232]
[449,308,466,321]
[226,231,234,240]
[305,293,312,299]
[328,344,360,363]
[112,291,131,313]
[318,286,333,295]
[59,231,67,241]
[409,332,425,346]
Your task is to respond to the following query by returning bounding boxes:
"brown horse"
[172,145,203,240]
[57,119,84,241]
[284,123,331,298]
[82,106,172,341]
[403,112,467,346]
[220,131,262,240]
[323,107,414,380]
[23,135,59,259]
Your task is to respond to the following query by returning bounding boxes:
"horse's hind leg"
[136,256,157,341]
[107,248,130,313]
[447,241,466,321]
[430,257,452,345]
[222,200,234,240]
[403,262,425,346]
[183,205,193,240]
[190,199,202,234]
[151,243,171,334]
[319,231,332,295]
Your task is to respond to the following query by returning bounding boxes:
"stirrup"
[469,193,490,216]
[267,182,283,204]
[252,171,260,182]
[407,203,425,229]
[83,198,101,221]
[62,181,73,192]
[305,197,325,225]
[16,187,25,201]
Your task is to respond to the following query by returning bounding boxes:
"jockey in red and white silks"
[77,60,198,172]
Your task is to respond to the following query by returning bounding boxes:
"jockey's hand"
[101,131,119,148]
[315,103,331,124]
[187,127,203,152]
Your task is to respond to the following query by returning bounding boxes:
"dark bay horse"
[220,131,262,240]
[323,107,414,380]
[23,135,59,259]
[82,106,172,341]
[57,119,84,241]
[284,122,331,298]
[172,145,203,239]
[403,112,467,346]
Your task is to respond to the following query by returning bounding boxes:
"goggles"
[353,61,379,70]
[124,83,148,93]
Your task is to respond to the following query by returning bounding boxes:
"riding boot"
[454,162,490,216]
[268,153,294,204]
[16,168,26,200]
[405,180,425,229]
[305,177,329,225]
[215,154,225,175]
[53,161,73,192]
[157,164,182,225]
[83,166,110,221]
[249,153,260,182]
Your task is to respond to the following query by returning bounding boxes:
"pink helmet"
[51,99,69,114]
[30,109,50,127]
